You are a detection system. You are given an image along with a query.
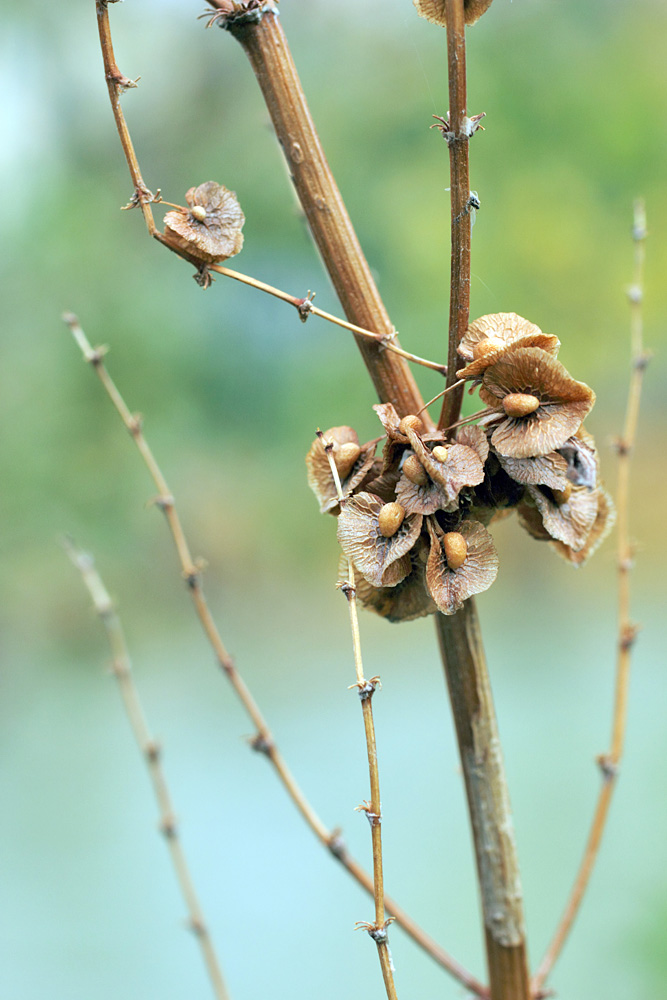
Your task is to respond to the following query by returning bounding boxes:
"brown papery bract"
[522,484,600,552]
[337,492,423,588]
[480,347,595,459]
[425,518,498,615]
[413,0,495,27]
[163,181,245,264]
[306,427,377,514]
[458,312,557,362]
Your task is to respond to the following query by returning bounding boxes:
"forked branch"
[532,199,649,995]
[63,537,230,1000]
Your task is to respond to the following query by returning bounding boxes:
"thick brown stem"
[436,602,530,1000]
[224,9,428,419]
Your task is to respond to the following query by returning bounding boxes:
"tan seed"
[472,336,504,360]
[377,502,406,538]
[190,205,207,222]
[335,442,361,479]
[399,414,424,436]
[402,454,429,486]
[431,445,449,463]
[443,532,467,570]
[552,484,572,505]
[502,392,541,418]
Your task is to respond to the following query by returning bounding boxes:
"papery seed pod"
[472,337,504,360]
[163,181,245,265]
[414,0,494,28]
[443,531,467,570]
[306,427,377,514]
[502,392,541,418]
[480,347,595,459]
[378,502,406,538]
[432,445,449,463]
[399,415,424,436]
[403,454,430,487]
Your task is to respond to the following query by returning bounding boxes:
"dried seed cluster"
[306,313,614,623]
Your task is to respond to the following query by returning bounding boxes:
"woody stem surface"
[221,6,428,420]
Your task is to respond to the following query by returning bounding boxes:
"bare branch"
[532,199,650,994]
[63,537,230,1000]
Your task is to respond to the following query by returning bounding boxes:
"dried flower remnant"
[337,493,422,588]
[163,182,245,264]
[479,347,595,459]
[521,484,600,552]
[551,488,615,567]
[414,0,494,27]
[495,450,570,491]
[306,427,378,514]
[457,312,560,381]
[558,426,599,489]
[425,519,499,615]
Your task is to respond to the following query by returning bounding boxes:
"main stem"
[224,7,428,420]
[436,605,529,1000]
[221,6,528,996]
[436,6,530,997]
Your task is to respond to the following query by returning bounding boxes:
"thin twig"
[531,199,649,996]
[63,537,230,1000]
[322,432,398,1000]
[207,266,447,375]
[95,0,156,232]
[63,312,487,998]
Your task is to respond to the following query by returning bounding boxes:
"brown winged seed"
[306,427,377,514]
[425,519,499,615]
[457,312,560,380]
[337,493,423,588]
[163,181,245,264]
[479,347,595,459]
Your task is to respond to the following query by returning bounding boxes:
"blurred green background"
[2,1,665,998]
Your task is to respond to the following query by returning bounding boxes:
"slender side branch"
[95,0,156,231]
[439,0,473,430]
[63,313,487,998]
[532,200,649,995]
[95,4,444,378]
[207,266,447,375]
[212,3,430,421]
[63,538,230,1000]
[323,434,397,1000]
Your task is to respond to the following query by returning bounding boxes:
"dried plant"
[63,3,650,999]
